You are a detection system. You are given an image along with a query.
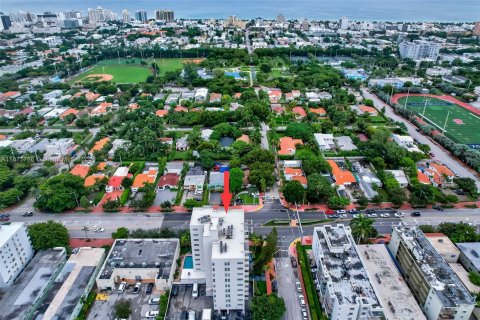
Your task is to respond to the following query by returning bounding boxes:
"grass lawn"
[255,281,267,295]
[70,63,152,83]
[150,58,192,75]
[170,150,190,160]
[399,96,480,145]
[295,147,317,159]
[238,193,259,205]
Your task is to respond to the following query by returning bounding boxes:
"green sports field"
[71,59,153,83]
[150,58,203,75]
[399,96,480,145]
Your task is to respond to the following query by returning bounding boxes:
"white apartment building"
[312,225,384,320]
[190,207,248,314]
[399,41,441,61]
[389,226,475,320]
[0,223,34,287]
[392,134,422,153]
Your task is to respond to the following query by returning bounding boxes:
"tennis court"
[397,95,480,145]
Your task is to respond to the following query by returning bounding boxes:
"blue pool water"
[184,255,193,269]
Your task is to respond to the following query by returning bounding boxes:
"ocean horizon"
[0,0,479,22]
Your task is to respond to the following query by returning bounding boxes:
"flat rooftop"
[397,227,474,308]
[191,207,246,260]
[315,225,381,307]
[448,263,480,293]
[456,242,480,268]
[98,239,179,280]
[40,247,105,320]
[357,245,425,320]
[0,222,25,246]
[0,249,67,320]
[425,233,459,257]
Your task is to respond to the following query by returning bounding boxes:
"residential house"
[128,103,139,111]
[70,164,90,179]
[157,173,180,190]
[327,160,356,186]
[174,105,188,113]
[106,166,130,193]
[107,139,129,159]
[334,136,357,151]
[195,88,209,102]
[392,134,422,153]
[352,161,381,200]
[88,137,110,159]
[309,107,327,116]
[159,137,174,146]
[385,170,409,188]
[155,109,169,117]
[318,91,333,100]
[417,170,432,185]
[278,137,303,155]
[268,90,282,103]
[208,171,224,189]
[201,129,213,141]
[165,162,184,175]
[131,168,158,193]
[84,174,106,188]
[90,102,111,116]
[165,94,180,104]
[184,165,206,194]
[209,93,222,103]
[236,134,250,144]
[351,105,379,116]
[176,136,189,151]
[271,104,286,115]
[59,108,79,120]
[314,133,335,151]
[292,106,307,119]
[424,162,455,187]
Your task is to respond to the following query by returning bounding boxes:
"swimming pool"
[184,255,193,269]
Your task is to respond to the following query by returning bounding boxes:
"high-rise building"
[399,40,441,61]
[36,12,58,27]
[155,9,174,22]
[312,224,384,320]
[135,10,148,23]
[190,207,248,314]
[1,15,12,30]
[0,222,34,287]
[87,6,115,23]
[473,22,480,36]
[277,14,286,23]
[389,225,475,320]
[339,16,349,30]
[58,10,82,20]
[122,10,130,23]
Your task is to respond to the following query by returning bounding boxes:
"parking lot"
[87,283,161,320]
[166,284,213,320]
[153,189,177,206]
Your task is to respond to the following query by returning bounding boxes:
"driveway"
[153,189,177,206]
[362,89,480,188]
[274,256,303,320]
[209,191,222,205]
[260,122,270,150]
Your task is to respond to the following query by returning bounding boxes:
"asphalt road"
[362,88,480,188]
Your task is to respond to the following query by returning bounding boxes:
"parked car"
[22,211,33,217]
[272,280,278,293]
[94,227,104,232]
[348,209,359,214]
[352,214,359,219]
[148,298,160,305]
[291,257,298,268]
[172,285,179,296]
[325,209,335,215]
[133,282,141,294]
[295,282,302,293]
[432,205,444,211]
[367,214,377,218]
[429,152,435,157]
[145,311,159,318]
[394,212,405,218]
[146,283,154,294]
[454,189,466,195]
[411,212,421,217]
[365,209,376,214]
[0,216,10,221]
[336,210,346,214]
[302,310,308,320]
[330,214,339,218]
[380,213,390,218]
[298,294,306,306]
[118,282,126,293]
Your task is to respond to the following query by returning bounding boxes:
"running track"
[391,93,480,116]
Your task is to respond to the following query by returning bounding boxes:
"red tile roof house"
[155,109,169,117]
[292,106,307,119]
[157,173,180,191]
[284,167,308,187]
[426,162,455,187]
[278,137,303,155]
[106,176,125,193]
[268,90,282,103]
[209,93,222,103]
[271,104,286,115]
[309,107,327,117]
[174,105,188,112]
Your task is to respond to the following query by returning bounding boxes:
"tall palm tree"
[82,226,90,239]
[350,214,375,244]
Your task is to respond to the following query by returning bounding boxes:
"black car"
[411,212,421,217]
[432,205,444,211]
[146,283,154,294]
[272,280,278,293]
[290,257,298,268]
[22,211,33,217]
[365,209,376,214]
[172,285,179,296]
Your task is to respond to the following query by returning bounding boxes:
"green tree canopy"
[251,294,286,320]
[229,167,244,195]
[112,227,130,239]
[350,215,378,244]
[283,180,305,204]
[35,173,87,212]
[28,221,70,250]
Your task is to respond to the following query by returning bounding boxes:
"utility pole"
[442,110,451,135]
[404,87,411,108]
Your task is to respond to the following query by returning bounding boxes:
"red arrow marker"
[221,170,232,214]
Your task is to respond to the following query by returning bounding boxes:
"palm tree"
[82,226,90,239]
[350,214,376,244]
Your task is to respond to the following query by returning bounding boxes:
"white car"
[352,214,358,219]
[145,311,159,318]
[339,214,348,219]
[380,213,390,218]
[336,210,346,214]
[298,294,306,306]
[368,213,377,218]
[94,227,104,232]
[295,282,302,293]
[394,212,405,218]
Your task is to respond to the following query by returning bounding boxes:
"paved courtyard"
[153,189,177,206]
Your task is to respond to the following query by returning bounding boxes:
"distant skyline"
[0,0,479,22]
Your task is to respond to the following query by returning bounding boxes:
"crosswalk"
[9,206,34,215]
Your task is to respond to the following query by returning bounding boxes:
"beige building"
[41,247,105,320]
[96,239,179,292]
[426,233,460,263]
